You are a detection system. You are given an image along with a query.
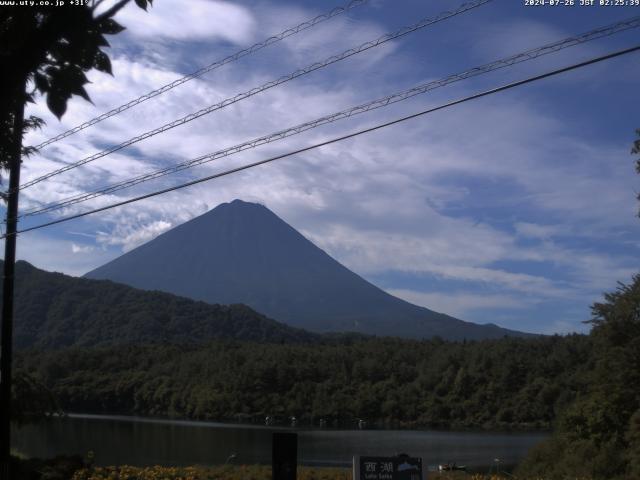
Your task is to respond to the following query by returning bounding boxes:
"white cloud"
[71,243,95,254]
[302,220,513,275]
[96,219,173,252]
[387,289,532,319]
[116,0,256,43]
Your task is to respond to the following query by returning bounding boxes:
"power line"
[20,15,640,219]
[18,0,492,192]
[32,0,370,151]
[7,44,639,239]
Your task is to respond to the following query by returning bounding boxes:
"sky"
[5,0,640,335]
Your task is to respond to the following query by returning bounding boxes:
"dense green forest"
[2,260,318,348]
[14,273,640,479]
[7,238,640,479]
[16,334,591,430]
[516,274,640,479]
[8,251,640,480]
[12,271,640,479]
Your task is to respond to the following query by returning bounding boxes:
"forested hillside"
[16,334,591,430]
[2,260,318,348]
[517,274,640,479]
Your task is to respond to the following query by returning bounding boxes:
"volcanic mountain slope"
[2,260,317,349]
[86,199,531,340]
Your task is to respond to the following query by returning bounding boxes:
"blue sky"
[6,0,640,334]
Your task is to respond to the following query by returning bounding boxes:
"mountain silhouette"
[85,200,530,340]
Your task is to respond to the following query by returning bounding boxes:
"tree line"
[16,334,591,431]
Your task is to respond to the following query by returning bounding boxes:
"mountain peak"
[220,199,265,210]
[196,199,278,225]
[230,198,261,207]
[85,201,531,340]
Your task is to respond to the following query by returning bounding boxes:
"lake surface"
[12,414,547,468]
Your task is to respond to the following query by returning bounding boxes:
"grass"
[71,464,352,480]
[11,457,593,480]
[68,465,573,480]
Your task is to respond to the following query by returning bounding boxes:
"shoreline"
[61,412,552,435]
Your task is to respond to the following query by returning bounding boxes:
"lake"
[12,414,547,469]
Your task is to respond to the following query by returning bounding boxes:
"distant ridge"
[2,260,317,349]
[86,199,532,340]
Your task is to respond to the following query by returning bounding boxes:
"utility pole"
[0,82,25,480]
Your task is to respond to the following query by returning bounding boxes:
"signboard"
[353,455,423,480]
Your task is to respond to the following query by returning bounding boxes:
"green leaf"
[94,51,112,75]
[34,72,50,93]
[100,18,125,35]
[60,69,93,103]
[46,91,68,120]
[74,85,92,103]
[93,33,111,48]
[45,65,93,115]
[23,116,46,131]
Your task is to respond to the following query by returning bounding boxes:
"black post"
[272,432,297,480]
[0,90,25,480]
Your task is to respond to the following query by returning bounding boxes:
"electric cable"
[6,44,638,239]
[20,15,640,219]
[32,0,371,150]
[18,0,492,191]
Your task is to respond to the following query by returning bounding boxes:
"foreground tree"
[517,275,640,479]
[0,1,153,476]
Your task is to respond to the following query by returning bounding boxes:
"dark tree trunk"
[0,77,26,480]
